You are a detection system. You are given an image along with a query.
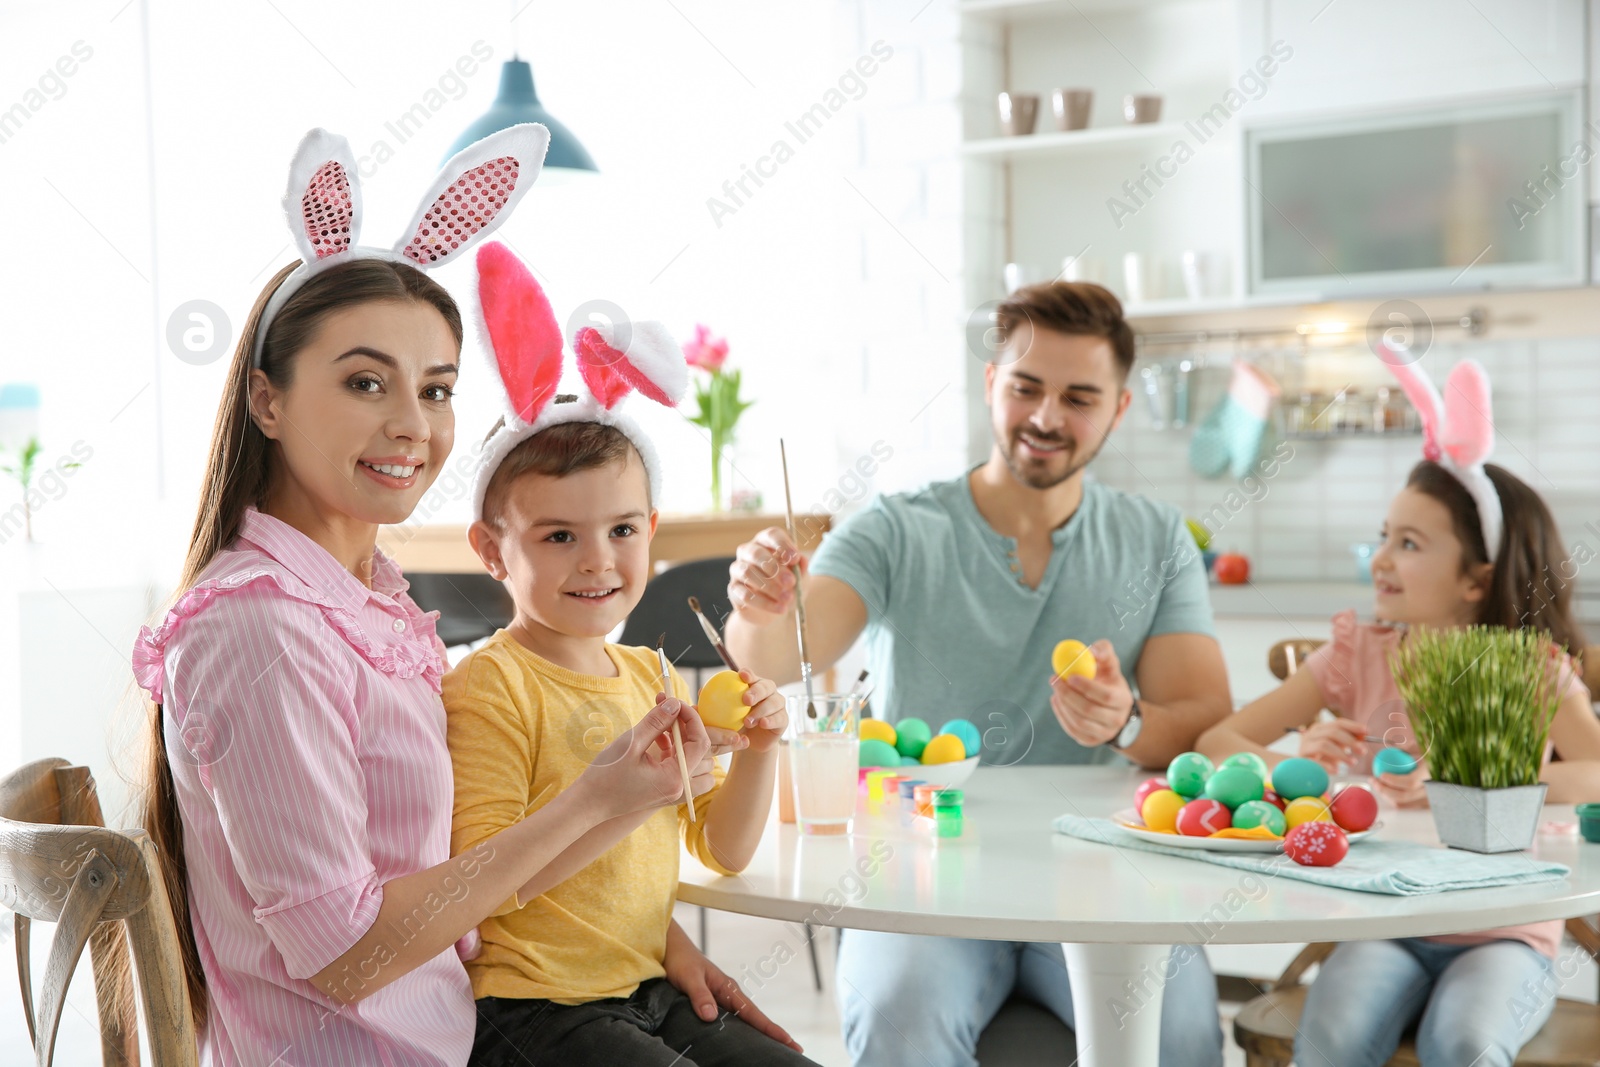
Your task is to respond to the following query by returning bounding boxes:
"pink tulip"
[684,323,729,372]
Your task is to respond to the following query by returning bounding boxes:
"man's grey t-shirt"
[808,472,1215,765]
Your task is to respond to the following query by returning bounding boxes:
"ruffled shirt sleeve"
[134,575,388,980]
[1304,609,1361,715]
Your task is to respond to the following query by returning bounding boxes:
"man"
[725,282,1231,1067]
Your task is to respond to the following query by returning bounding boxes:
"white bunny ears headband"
[469,241,688,520]
[1380,350,1503,561]
[253,123,551,366]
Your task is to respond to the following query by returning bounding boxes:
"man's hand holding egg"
[1048,638,1135,748]
[695,669,787,754]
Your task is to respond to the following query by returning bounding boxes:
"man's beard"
[995,425,1107,490]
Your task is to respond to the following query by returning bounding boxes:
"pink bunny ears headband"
[469,241,688,520]
[253,123,551,367]
[1381,351,1502,561]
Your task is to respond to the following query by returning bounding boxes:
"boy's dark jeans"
[470,978,821,1067]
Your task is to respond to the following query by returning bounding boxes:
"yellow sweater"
[443,632,730,1004]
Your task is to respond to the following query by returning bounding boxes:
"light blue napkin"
[1053,815,1569,896]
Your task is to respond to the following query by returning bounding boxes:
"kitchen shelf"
[962,122,1185,161]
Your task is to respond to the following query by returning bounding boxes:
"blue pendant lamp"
[445,56,596,171]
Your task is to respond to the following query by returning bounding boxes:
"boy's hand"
[663,921,804,1052]
[737,669,788,753]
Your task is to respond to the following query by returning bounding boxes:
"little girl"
[1198,358,1600,1067]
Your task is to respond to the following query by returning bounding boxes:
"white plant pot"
[1424,781,1548,853]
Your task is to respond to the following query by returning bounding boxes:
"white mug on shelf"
[1059,253,1105,285]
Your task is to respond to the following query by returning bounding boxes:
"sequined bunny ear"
[393,124,550,268]
[282,128,363,267]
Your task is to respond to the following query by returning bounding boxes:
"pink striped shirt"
[132,507,475,1066]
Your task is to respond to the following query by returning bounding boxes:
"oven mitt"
[1189,361,1279,479]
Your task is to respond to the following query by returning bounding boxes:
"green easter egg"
[1166,752,1215,798]
[1203,765,1264,809]
[1220,751,1270,779]
[895,717,932,760]
[1231,799,1287,836]
[858,738,900,768]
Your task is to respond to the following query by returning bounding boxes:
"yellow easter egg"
[1052,639,1096,681]
[696,670,751,731]
[920,734,966,765]
[1284,796,1332,830]
[1141,788,1185,833]
[860,719,898,747]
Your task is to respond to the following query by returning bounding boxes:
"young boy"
[445,415,816,1067]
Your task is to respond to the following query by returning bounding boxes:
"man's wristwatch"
[1111,699,1143,750]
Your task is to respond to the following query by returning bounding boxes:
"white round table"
[678,765,1600,1066]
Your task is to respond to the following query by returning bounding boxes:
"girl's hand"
[737,669,788,753]
[1297,719,1368,773]
[578,699,711,818]
[1373,763,1430,808]
[662,921,804,1052]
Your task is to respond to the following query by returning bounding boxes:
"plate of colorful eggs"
[1112,753,1381,865]
[857,717,981,787]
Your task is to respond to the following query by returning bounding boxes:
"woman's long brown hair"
[140,259,463,1029]
[1406,460,1586,654]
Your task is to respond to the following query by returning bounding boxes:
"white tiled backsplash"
[1091,337,1600,584]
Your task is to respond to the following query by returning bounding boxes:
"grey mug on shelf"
[998,92,1040,136]
[1051,88,1093,131]
[1123,93,1162,124]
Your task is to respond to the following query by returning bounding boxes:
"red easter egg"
[1262,789,1287,812]
[1329,784,1378,833]
[1177,798,1232,837]
[1134,777,1170,812]
[1284,821,1349,867]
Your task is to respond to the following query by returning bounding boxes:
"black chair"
[975,999,1076,1065]
[623,557,827,992]
[405,572,515,649]
[618,556,738,682]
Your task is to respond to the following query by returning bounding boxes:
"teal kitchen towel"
[1054,814,1568,896]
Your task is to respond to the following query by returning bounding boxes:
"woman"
[132,130,790,1066]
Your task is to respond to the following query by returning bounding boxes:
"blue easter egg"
[939,719,982,759]
[1372,747,1418,777]
[1271,757,1330,801]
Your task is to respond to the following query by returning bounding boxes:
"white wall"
[0,0,978,820]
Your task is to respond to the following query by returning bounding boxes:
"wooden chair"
[2,757,198,1066]
[1234,919,1600,1067]
[1268,638,1326,681]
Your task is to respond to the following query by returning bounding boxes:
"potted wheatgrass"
[1391,626,1563,853]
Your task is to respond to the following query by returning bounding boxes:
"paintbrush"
[779,439,818,721]
[844,669,868,699]
[686,595,741,673]
[655,634,697,823]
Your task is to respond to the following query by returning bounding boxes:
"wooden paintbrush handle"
[670,721,697,823]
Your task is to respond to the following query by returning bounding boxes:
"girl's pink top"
[1305,609,1584,958]
[132,507,475,1066]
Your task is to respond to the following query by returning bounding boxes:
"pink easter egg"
[1134,777,1170,812]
